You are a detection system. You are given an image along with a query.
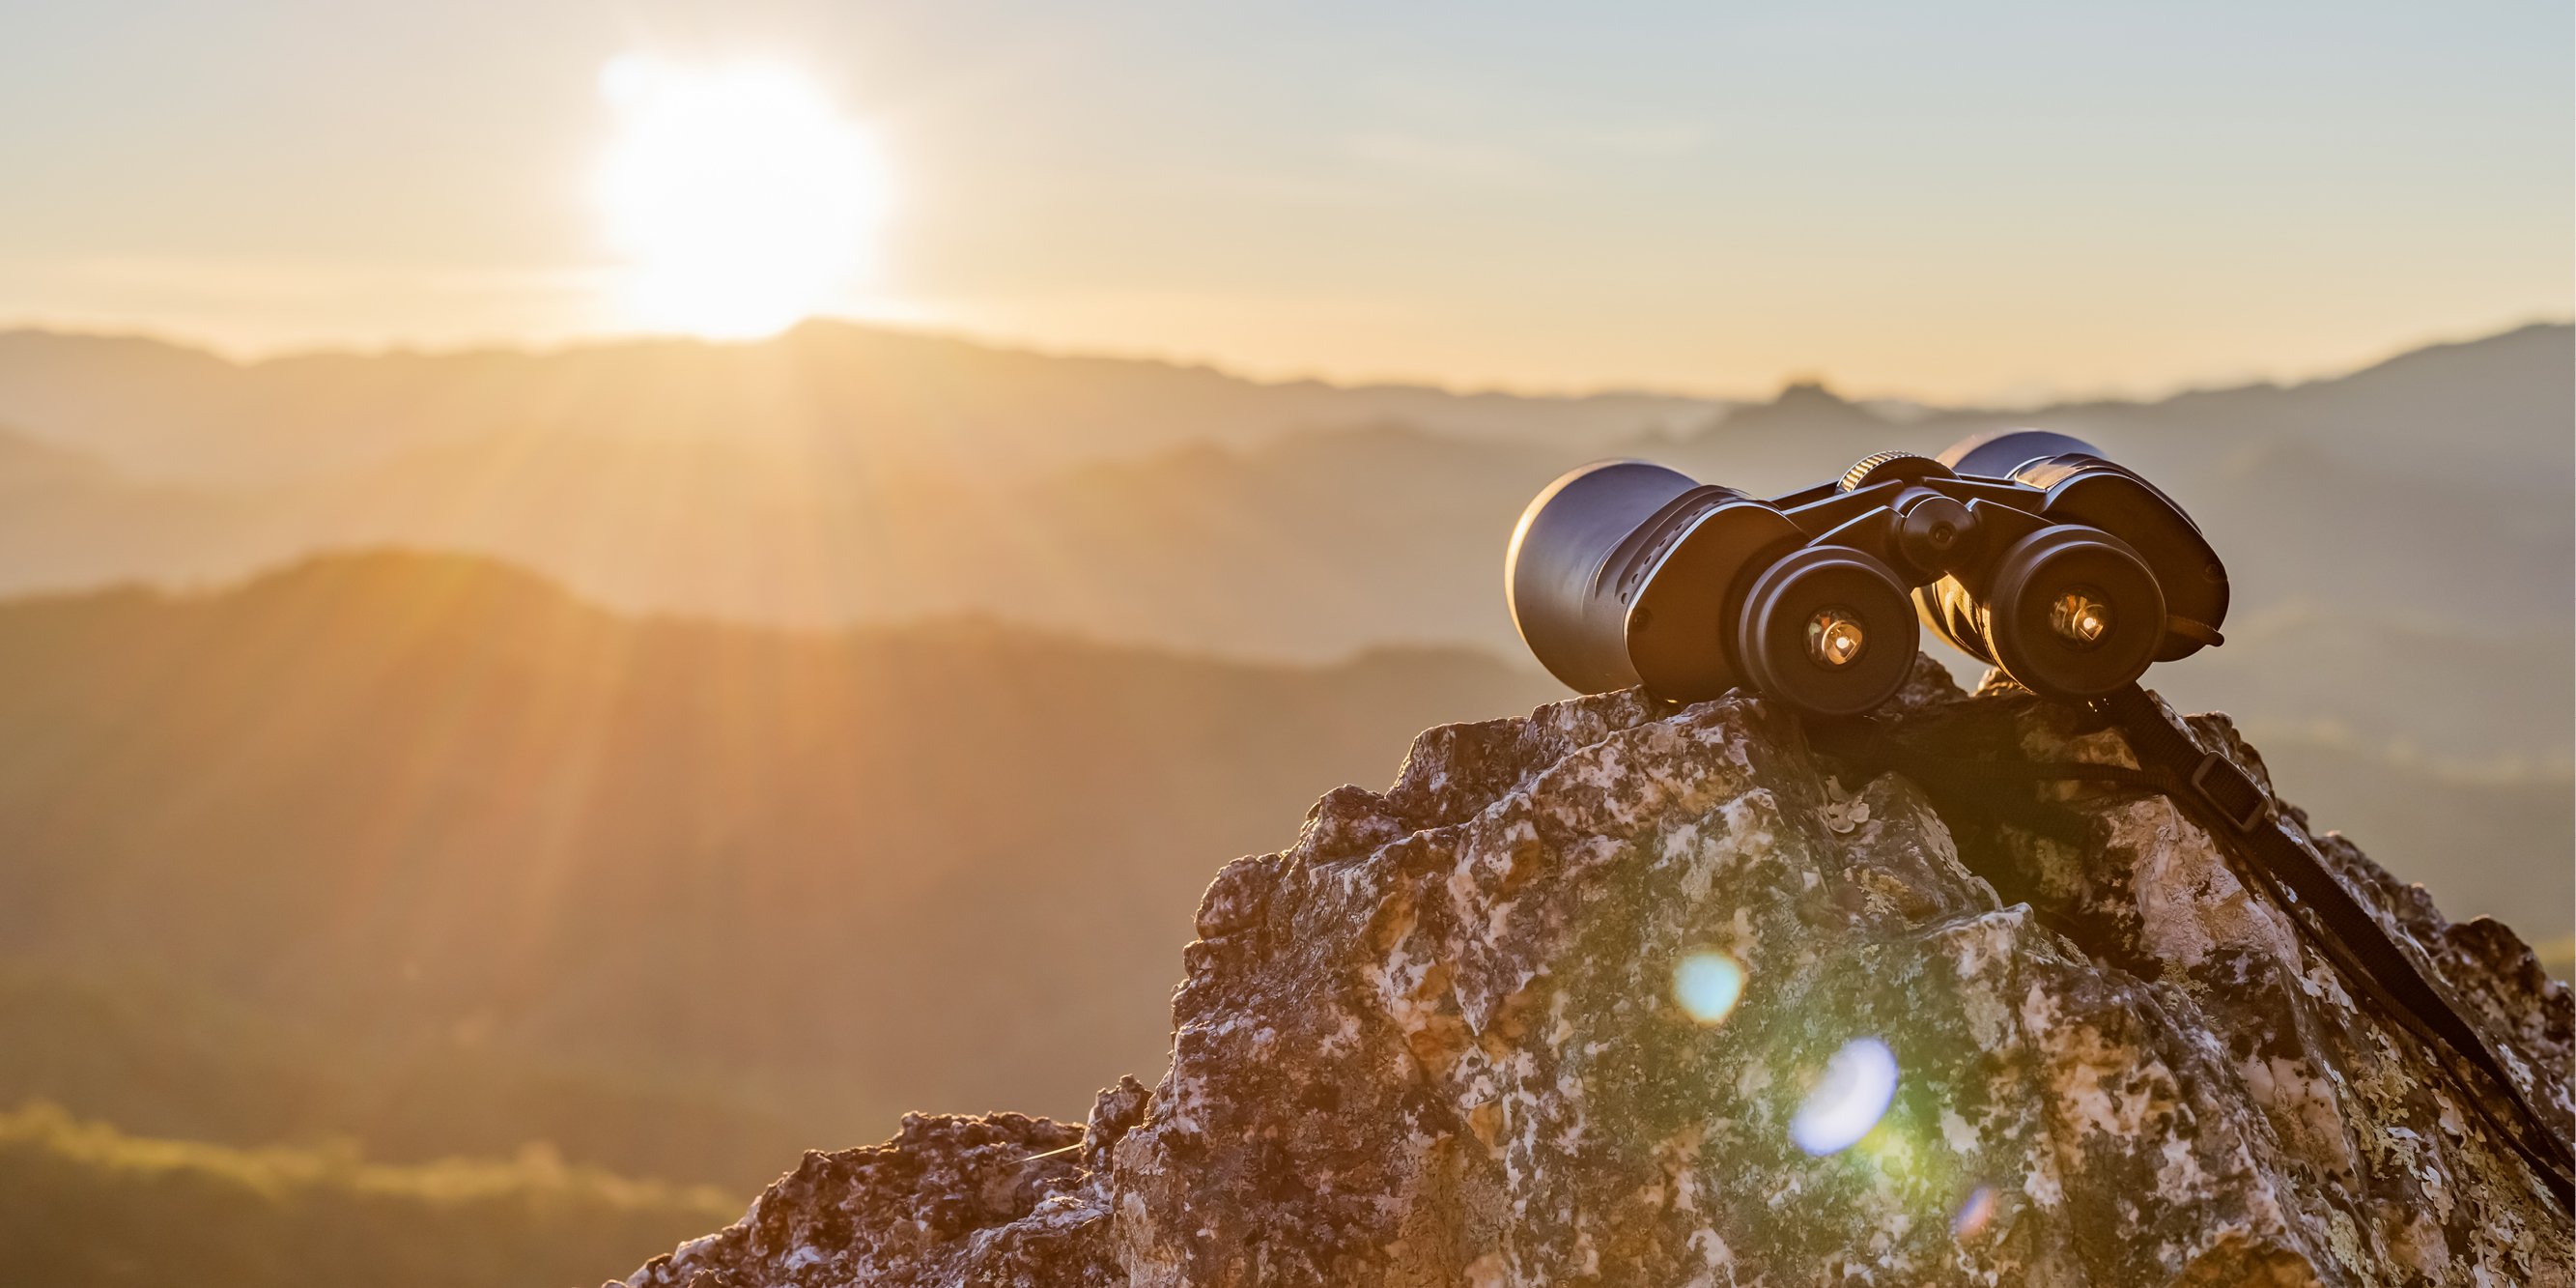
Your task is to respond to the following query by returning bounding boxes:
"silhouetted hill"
[0,552,1560,1187]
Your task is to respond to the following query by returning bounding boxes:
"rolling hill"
[0,552,1560,1188]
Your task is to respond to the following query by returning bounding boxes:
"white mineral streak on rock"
[2020,984,2164,1139]
[607,672,2573,1288]
[1941,1107,1981,1156]
[2243,1053,2361,1182]
[2301,959,2357,1009]
[2022,1150,2065,1210]
[2112,795,2302,974]
[1937,906,2026,1053]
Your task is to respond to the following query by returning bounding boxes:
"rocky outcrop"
[610,661,2572,1287]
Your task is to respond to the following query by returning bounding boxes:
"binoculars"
[1506,431,2229,716]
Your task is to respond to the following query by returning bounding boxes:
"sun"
[594,55,891,339]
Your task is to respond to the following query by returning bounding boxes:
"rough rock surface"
[611,661,2572,1287]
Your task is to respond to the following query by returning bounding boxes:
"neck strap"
[2092,684,2574,1212]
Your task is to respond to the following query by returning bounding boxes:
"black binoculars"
[1505,431,2229,716]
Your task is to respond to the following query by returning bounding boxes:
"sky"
[0,0,2567,402]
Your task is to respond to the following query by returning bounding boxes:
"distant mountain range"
[0,318,2562,984]
[0,323,1727,485]
[0,321,2561,739]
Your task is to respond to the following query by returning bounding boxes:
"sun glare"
[594,55,890,339]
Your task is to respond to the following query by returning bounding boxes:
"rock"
[610,660,2572,1287]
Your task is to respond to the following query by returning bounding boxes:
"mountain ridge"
[0,319,1732,485]
[1,317,2561,487]
[8,313,2559,407]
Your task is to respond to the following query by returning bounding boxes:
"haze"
[2,1,2568,400]
[1,5,2569,1281]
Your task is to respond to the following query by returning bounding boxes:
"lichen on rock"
[610,659,2572,1287]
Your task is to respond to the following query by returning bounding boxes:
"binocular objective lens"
[2049,588,2112,649]
[1807,607,1867,669]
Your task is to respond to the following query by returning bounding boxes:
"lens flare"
[1806,607,1867,668]
[1790,1037,1898,1155]
[1952,1184,1999,1239]
[2049,588,2111,648]
[1672,950,1747,1026]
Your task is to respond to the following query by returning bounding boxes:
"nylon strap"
[2091,684,2575,1212]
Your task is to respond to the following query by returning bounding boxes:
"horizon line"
[0,309,2564,414]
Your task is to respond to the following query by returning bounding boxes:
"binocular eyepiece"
[1505,431,2228,716]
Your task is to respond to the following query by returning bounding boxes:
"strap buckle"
[2188,753,2272,833]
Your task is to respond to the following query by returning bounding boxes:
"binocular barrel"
[1505,431,2228,717]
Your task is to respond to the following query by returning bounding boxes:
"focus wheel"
[1837,451,1953,493]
